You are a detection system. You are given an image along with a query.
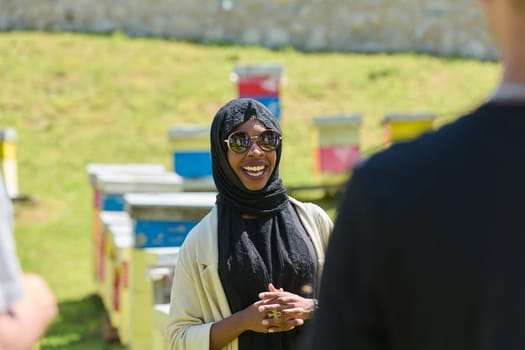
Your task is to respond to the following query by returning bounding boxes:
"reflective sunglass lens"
[226,131,281,153]
[258,131,280,151]
[228,132,250,153]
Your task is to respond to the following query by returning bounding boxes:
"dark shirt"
[306,103,525,350]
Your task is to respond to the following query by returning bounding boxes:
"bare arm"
[0,273,58,350]
[209,302,263,350]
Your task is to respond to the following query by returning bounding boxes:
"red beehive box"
[232,64,284,119]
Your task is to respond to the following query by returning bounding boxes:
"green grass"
[1,31,501,349]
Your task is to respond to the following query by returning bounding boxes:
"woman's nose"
[246,140,264,156]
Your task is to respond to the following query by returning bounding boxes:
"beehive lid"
[100,211,132,229]
[125,192,216,221]
[181,176,216,192]
[168,125,210,139]
[314,114,362,126]
[96,172,184,194]
[86,163,166,186]
[108,222,132,236]
[0,128,17,142]
[109,225,133,248]
[382,113,435,124]
[145,247,180,265]
[233,64,284,77]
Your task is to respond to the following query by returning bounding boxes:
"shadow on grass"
[41,294,126,350]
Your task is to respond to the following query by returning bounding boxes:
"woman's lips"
[241,164,266,177]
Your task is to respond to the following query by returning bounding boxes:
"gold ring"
[268,310,281,319]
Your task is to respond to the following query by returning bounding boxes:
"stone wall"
[0,0,498,60]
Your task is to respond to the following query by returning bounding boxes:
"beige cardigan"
[167,197,333,350]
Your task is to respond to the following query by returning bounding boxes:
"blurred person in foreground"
[305,0,525,349]
[167,98,333,350]
[0,172,58,349]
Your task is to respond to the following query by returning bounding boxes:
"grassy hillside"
[0,31,500,349]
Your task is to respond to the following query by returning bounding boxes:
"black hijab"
[212,98,317,350]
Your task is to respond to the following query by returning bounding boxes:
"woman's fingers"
[258,295,299,311]
[255,287,309,333]
[264,317,304,333]
[267,283,284,293]
[257,302,282,313]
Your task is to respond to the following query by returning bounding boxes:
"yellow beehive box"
[104,223,132,331]
[100,211,131,300]
[382,113,435,147]
[124,192,216,349]
[117,240,132,346]
[128,248,179,350]
[95,171,184,300]
[86,163,167,292]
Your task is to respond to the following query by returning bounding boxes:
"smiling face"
[226,119,278,191]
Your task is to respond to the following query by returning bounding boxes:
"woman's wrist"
[232,308,251,333]
[305,298,319,320]
[210,310,250,350]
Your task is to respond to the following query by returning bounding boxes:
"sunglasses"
[224,130,282,154]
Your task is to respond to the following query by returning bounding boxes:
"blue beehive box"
[124,192,216,249]
[254,96,281,119]
[168,125,212,178]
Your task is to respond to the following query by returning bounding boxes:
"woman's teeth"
[243,165,265,176]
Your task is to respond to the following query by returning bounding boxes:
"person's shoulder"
[289,197,324,215]
[346,105,494,202]
[356,105,490,179]
[288,197,331,225]
[288,196,305,208]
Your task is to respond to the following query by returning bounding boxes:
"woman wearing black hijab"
[167,98,333,350]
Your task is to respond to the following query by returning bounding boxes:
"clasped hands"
[252,283,316,334]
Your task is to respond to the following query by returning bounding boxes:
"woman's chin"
[241,175,269,191]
